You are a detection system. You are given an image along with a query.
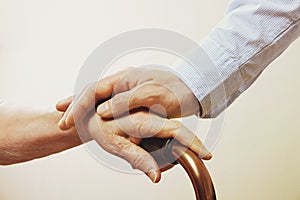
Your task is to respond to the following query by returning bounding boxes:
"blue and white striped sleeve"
[173,0,300,118]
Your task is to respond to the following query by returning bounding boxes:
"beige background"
[0,0,299,199]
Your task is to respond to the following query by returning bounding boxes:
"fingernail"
[65,115,72,127]
[146,170,159,183]
[97,103,109,115]
[58,115,67,130]
[58,119,65,129]
[205,153,213,160]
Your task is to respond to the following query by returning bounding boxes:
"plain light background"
[0,0,299,199]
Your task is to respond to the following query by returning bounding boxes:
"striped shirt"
[174,0,300,117]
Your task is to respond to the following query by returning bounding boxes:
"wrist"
[171,44,223,118]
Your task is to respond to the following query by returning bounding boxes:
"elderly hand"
[57,67,200,130]
[61,108,212,183]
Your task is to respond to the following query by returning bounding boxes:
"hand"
[57,67,200,130]
[75,110,212,183]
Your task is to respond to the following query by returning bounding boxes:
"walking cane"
[140,138,217,200]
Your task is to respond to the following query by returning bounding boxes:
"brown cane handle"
[140,138,216,200]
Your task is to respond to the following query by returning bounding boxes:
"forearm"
[0,105,82,165]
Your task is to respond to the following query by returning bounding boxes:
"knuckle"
[111,93,126,106]
[132,113,152,136]
[169,120,183,138]
[139,83,166,104]
[171,120,183,129]
[130,153,145,170]
[103,139,120,156]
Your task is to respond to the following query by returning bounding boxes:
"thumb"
[97,84,155,118]
[56,96,73,112]
[97,91,135,118]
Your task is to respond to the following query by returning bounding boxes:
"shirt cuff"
[171,41,229,118]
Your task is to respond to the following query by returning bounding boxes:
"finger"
[120,140,161,183]
[129,136,175,172]
[92,133,161,183]
[156,119,213,160]
[97,90,135,118]
[56,96,74,112]
[117,112,212,160]
[58,101,74,130]
[97,83,166,118]
[63,68,135,128]
[64,86,96,129]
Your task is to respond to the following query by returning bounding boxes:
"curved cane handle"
[140,138,216,200]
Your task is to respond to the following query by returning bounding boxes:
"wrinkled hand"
[57,68,200,130]
[63,109,212,183]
